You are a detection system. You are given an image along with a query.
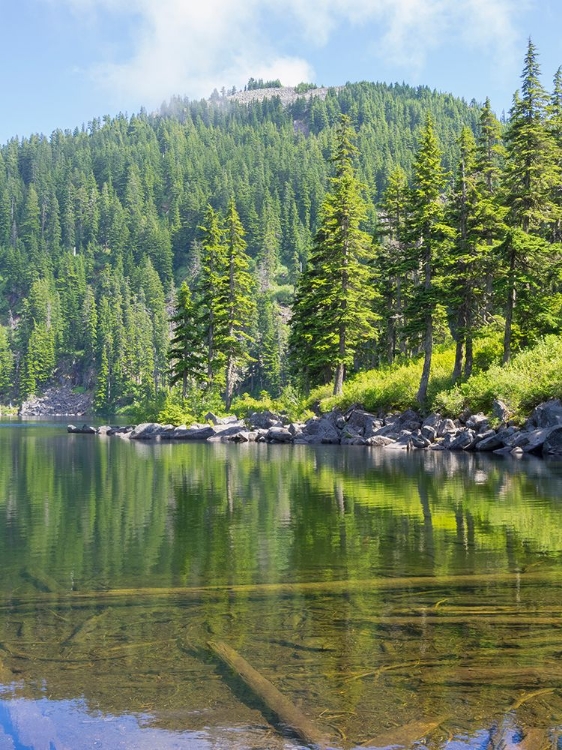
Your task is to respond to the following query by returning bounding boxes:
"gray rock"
[288,422,305,436]
[129,423,166,440]
[267,427,293,443]
[422,413,443,428]
[411,435,430,449]
[542,426,562,455]
[420,425,437,443]
[205,412,239,425]
[437,418,457,437]
[247,411,283,430]
[345,409,381,437]
[526,400,562,430]
[366,435,396,447]
[300,416,340,444]
[449,429,476,451]
[508,427,553,454]
[171,425,215,441]
[475,432,505,452]
[465,413,490,431]
[67,424,97,434]
[492,399,511,423]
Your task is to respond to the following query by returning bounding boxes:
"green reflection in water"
[0,424,562,747]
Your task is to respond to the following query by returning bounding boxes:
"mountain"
[0,81,483,409]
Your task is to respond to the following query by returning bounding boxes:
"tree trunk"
[464,335,473,379]
[416,312,433,405]
[333,363,345,396]
[452,337,463,384]
[417,248,433,405]
[503,246,517,364]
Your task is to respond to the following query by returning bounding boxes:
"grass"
[303,332,562,421]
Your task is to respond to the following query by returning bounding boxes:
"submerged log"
[360,716,446,748]
[62,608,110,646]
[21,566,61,593]
[6,569,562,608]
[208,639,330,748]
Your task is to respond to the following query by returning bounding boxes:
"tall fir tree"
[197,205,228,388]
[501,39,561,362]
[290,115,377,395]
[223,199,256,409]
[168,281,205,398]
[404,114,450,404]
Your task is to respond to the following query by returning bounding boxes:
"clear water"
[1,420,562,748]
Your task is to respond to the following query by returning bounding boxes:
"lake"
[1,420,562,749]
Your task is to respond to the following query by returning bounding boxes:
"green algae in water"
[1,425,562,746]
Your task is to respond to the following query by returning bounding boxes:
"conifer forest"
[1,40,561,417]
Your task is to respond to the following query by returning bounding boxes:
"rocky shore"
[20,386,92,417]
[68,399,562,457]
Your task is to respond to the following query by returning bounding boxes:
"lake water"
[1,420,562,749]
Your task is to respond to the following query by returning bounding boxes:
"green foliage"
[289,115,378,395]
[294,83,318,94]
[436,335,562,419]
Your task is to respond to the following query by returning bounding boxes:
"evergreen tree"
[168,281,205,398]
[223,199,256,408]
[501,39,561,362]
[405,114,450,404]
[197,205,228,388]
[447,127,505,380]
[375,165,409,363]
[290,115,377,395]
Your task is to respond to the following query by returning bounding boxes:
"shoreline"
[67,399,562,458]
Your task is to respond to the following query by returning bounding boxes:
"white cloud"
[45,0,525,105]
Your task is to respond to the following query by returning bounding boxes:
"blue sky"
[1,0,560,143]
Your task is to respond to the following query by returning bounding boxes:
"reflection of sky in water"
[0,697,209,749]
[0,696,557,750]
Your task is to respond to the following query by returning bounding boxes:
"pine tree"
[168,281,205,398]
[290,115,377,395]
[501,39,561,362]
[223,199,256,409]
[405,114,450,404]
[447,127,506,380]
[197,205,228,388]
[376,165,409,363]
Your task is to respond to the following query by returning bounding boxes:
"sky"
[0,0,560,144]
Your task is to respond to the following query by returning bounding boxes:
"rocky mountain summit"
[226,85,339,107]
[68,399,562,457]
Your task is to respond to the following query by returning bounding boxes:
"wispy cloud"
[45,0,525,105]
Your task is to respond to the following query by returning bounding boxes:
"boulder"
[205,412,239,425]
[170,425,215,440]
[267,427,293,443]
[465,413,490,431]
[475,431,506,452]
[366,435,396,447]
[508,427,553,454]
[526,400,562,430]
[492,399,511,423]
[542,426,562,455]
[411,435,430,449]
[420,425,437,443]
[129,423,166,440]
[300,416,341,444]
[437,418,457,437]
[449,429,476,451]
[345,409,381,437]
[247,411,283,430]
[67,424,96,434]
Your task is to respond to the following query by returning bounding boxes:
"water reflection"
[1,424,562,747]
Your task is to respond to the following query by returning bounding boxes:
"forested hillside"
[2,45,560,419]
[0,80,481,411]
